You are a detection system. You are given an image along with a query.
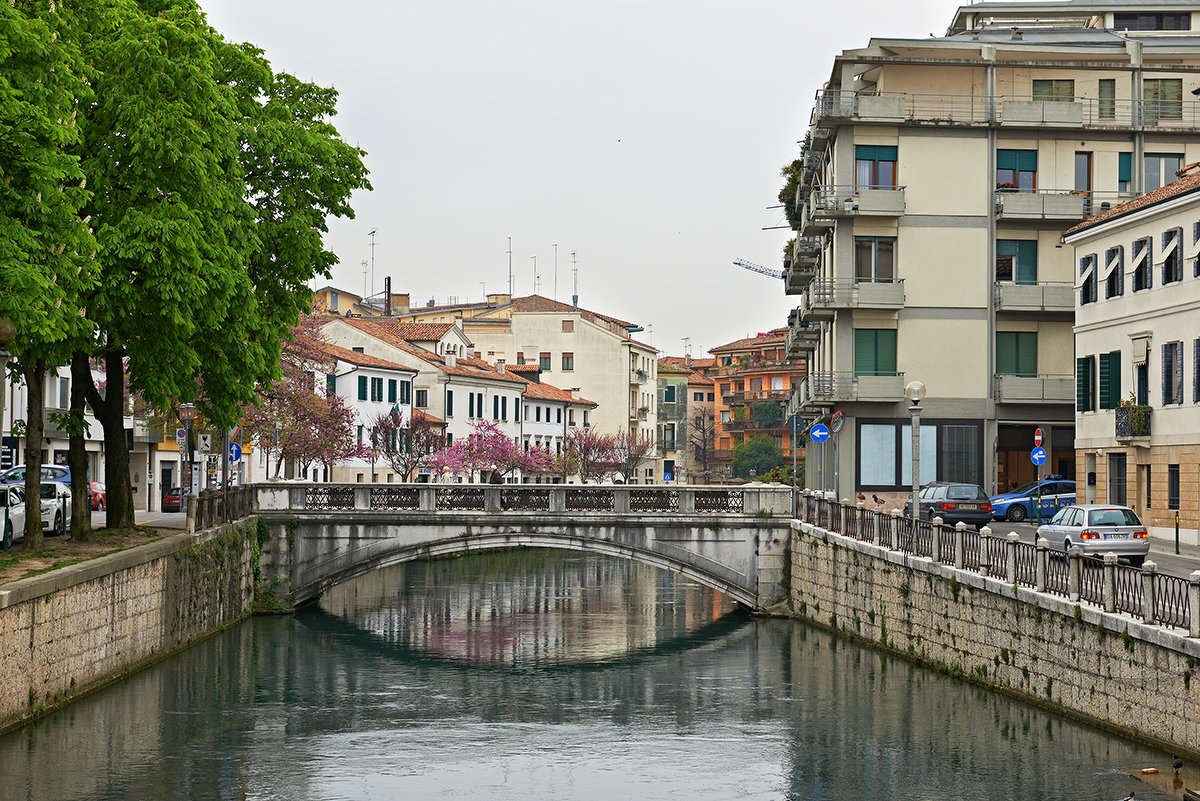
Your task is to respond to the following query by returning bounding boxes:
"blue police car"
[990,477,1076,522]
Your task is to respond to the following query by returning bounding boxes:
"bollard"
[1007,532,1020,584]
[855,502,865,542]
[185,496,197,535]
[954,522,966,569]
[1102,552,1118,613]
[1035,538,1049,592]
[930,517,942,562]
[1141,561,1158,625]
[1189,571,1200,638]
[1068,546,1083,601]
[979,526,992,575]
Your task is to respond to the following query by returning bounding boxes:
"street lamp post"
[905,381,926,521]
[179,403,196,518]
[0,319,15,542]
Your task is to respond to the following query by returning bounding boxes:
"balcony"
[993,281,1075,315]
[1115,405,1152,443]
[723,389,793,405]
[784,238,821,294]
[630,369,648,385]
[796,371,906,408]
[799,279,905,321]
[785,322,820,357]
[808,184,905,221]
[811,89,1200,133]
[993,374,1074,404]
[994,190,1087,221]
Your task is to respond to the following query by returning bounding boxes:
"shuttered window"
[1077,356,1095,412]
[357,375,368,401]
[1144,79,1183,122]
[1194,339,1200,403]
[1118,152,1132,192]
[1099,80,1116,120]
[854,329,897,377]
[996,240,1037,284]
[1162,341,1184,405]
[388,379,397,403]
[997,150,1037,190]
[996,332,1038,377]
[1098,350,1122,409]
[1032,79,1074,101]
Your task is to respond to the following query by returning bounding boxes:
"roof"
[507,294,637,329]
[342,319,457,343]
[658,356,714,385]
[513,374,597,407]
[709,333,787,354]
[333,319,524,385]
[323,343,417,373]
[412,409,446,427]
[1064,167,1200,237]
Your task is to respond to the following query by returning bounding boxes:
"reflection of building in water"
[320,549,737,666]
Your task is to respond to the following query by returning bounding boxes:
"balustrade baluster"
[954,522,965,569]
[1035,538,1048,592]
[1189,572,1200,638]
[1006,532,1019,584]
[1141,561,1158,625]
[1102,553,1118,612]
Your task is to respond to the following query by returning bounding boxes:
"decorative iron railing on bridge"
[798,492,1200,637]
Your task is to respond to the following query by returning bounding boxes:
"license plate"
[959,503,977,509]
[1103,533,1127,539]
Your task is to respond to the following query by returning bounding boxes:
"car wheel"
[1064,538,1072,552]
[53,512,64,537]
[1006,505,1027,523]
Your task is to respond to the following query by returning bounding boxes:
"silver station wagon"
[1035,504,1150,567]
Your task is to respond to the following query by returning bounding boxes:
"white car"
[1,484,28,550]
[39,480,72,537]
[1035,504,1150,566]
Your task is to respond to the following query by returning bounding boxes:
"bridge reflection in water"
[0,550,1172,801]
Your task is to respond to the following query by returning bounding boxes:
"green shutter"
[997,150,1016,170]
[1017,332,1038,377]
[855,330,896,376]
[1118,152,1132,182]
[1098,352,1113,409]
[854,330,874,376]
[997,333,1016,375]
[1076,356,1094,412]
[357,375,368,401]
[877,330,897,375]
[855,145,875,160]
[876,145,897,161]
[1017,241,1038,284]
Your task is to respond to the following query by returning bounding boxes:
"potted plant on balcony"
[1116,392,1151,437]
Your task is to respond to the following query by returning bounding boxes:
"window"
[535,406,542,422]
[326,374,337,397]
[502,396,508,421]
[514,400,519,423]
[1163,341,1184,405]
[371,377,384,402]
[996,332,1038,377]
[854,145,896,190]
[996,240,1037,284]
[1108,452,1127,505]
[1098,351,1122,410]
[941,425,980,484]
[1104,246,1124,298]
[1079,253,1098,305]
[854,329,897,377]
[539,352,551,371]
[720,410,731,423]
[477,392,484,418]
[468,392,475,418]
[562,319,574,332]
[997,149,1037,191]
[1074,151,1091,195]
[1118,152,1132,193]
[556,407,562,424]
[1145,79,1184,122]
[1162,227,1183,284]
[664,423,676,451]
[1115,12,1189,30]
[857,420,962,489]
[358,375,368,401]
[57,378,68,409]
[388,379,397,403]
[1132,236,1153,291]
[707,392,715,402]
[330,291,339,311]
[562,352,574,371]
[1145,153,1183,192]
[1194,223,1200,277]
[771,375,784,391]
[1194,338,1200,402]
[854,237,895,282]
[493,395,499,420]
[516,353,525,365]
[401,381,411,404]
[693,392,704,402]
[1099,79,1116,120]
[664,385,676,403]
[1168,464,1180,510]
[356,425,363,447]
[446,390,454,417]
[415,389,428,408]
[352,346,364,354]
[1077,355,1096,412]
[1032,79,1074,102]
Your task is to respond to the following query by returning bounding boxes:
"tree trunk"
[22,359,45,551]
[82,347,135,530]
[69,351,93,541]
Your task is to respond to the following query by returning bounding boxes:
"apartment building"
[656,358,716,483]
[710,331,806,479]
[509,364,598,481]
[786,0,1200,501]
[1064,167,1200,544]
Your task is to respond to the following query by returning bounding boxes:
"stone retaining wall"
[0,523,258,732]
[789,520,1200,758]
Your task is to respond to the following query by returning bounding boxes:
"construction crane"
[733,258,783,280]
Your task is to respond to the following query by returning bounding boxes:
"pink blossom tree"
[612,429,656,484]
[369,411,447,481]
[560,427,620,484]
[432,420,553,482]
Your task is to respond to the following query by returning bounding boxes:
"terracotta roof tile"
[513,374,597,407]
[709,333,786,353]
[412,409,446,426]
[323,343,417,372]
[1066,169,1200,237]
[341,317,458,344]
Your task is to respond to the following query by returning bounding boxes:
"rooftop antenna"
[531,255,538,296]
[480,281,486,300]
[361,259,368,298]
[682,336,691,358]
[571,251,579,307]
[368,229,377,298]
[553,243,559,302]
[507,236,513,297]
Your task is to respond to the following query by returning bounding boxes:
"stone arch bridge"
[253,484,792,611]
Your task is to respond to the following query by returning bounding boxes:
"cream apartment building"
[786,0,1200,501]
[1063,168,1200,544]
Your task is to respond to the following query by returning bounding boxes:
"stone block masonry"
[0,523,259,732]
[789,520,1200,759]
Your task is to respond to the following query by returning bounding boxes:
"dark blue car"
[990,478,1076,522]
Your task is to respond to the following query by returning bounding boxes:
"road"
[983,519,1200,578]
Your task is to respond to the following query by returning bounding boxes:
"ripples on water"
[0,548,1174,801]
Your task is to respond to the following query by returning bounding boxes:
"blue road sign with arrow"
[1030,447,1047,466]
[810,424,830,443]
[230,441,242,461]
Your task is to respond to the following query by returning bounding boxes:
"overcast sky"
[199,0,954,357]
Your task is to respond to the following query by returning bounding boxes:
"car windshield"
[946,485,988,500]
[1089,508,1141,527]
[1009,481,1042,496]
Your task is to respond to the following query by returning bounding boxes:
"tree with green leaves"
[0,2,98,549]
[731,435,783,480]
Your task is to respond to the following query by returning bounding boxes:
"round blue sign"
[810,424,831,443]
[229,441,242,461]
[1030,447,1047,466]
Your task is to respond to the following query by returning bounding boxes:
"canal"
[0,549,1174,800]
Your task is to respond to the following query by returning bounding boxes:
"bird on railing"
[1173,755,1183,775]
[872,493,885,506]
[856,492,866,503]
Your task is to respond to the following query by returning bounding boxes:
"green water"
[0,549,1173,800]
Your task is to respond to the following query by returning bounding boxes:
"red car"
[162,487,184,513]
[89,481,107,511]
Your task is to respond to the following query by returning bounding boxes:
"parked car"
[0,464,71,485]
[903,482,993,529]
[39,481,72,537]
[1035,504,1150,566]
[89,481,107,511]
[1,484,27,550]
[162,487,183,513]
[990,478,1076,522]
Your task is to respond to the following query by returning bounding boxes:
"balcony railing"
[722,419,789,433]
[993,374,1074,404]
[993,281,1075,313]
[1116,405,1152,440]
[811,89,1200,132]
[785,322,820,357]
[808,184,906,218]
[722,389,793,404]
[797,371,906,407]
[800,279,905,319]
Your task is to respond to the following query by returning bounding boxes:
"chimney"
[570,388,580,400]
[497,360,506,373]
[487,293,511,306]
[394,292,410,315]
[445,353,457,368]
[384,276,392,316]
